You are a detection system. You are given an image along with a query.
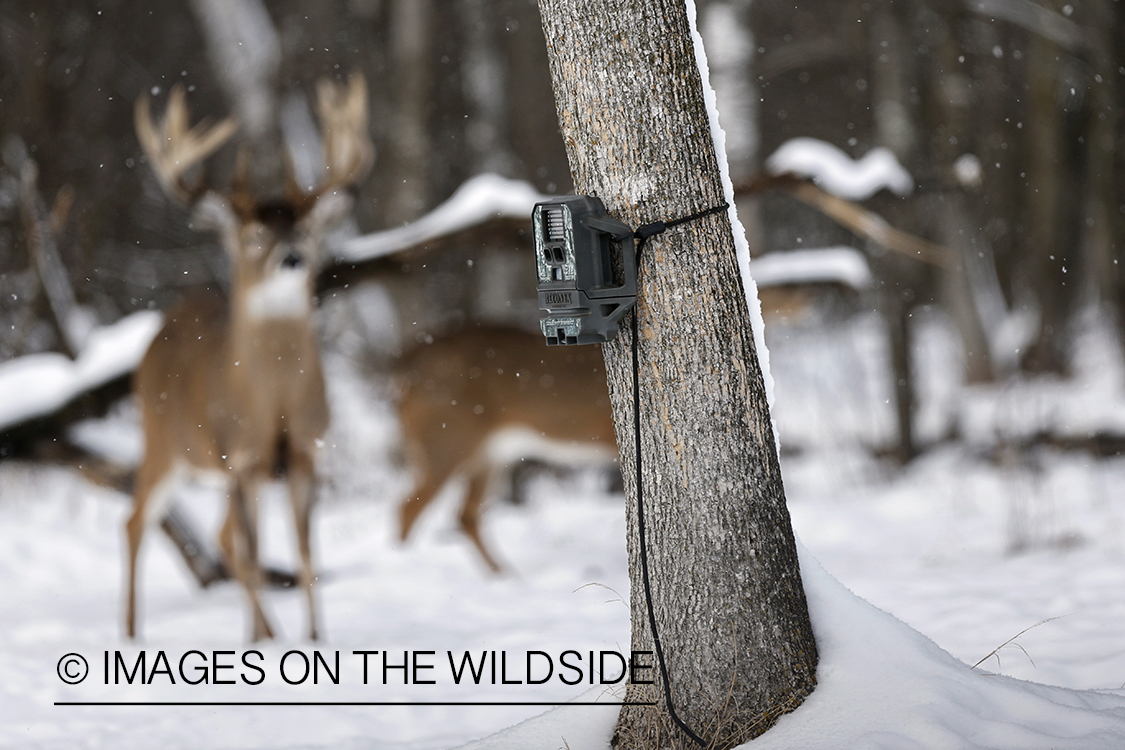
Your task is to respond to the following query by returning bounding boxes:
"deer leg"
[125,502,146,640]
[460,467,502,573]
[125,464,178,639]
[220,504,295,589]
[227,476,274,641]
[218,504,235,576]
[287,451,319,641]
[399,463,456,543]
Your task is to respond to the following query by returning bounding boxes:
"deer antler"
[310,73,374,197]
[135,85,239,204]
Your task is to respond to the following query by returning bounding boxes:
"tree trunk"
[537,1,817,747]
[1113,3,1125,355]
[385,0,434,225]
[1020,24,1078,375]
[911,2,997,385]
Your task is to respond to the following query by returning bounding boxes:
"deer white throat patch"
[245,267,312,320]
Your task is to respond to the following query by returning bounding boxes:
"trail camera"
[533,196,637,345]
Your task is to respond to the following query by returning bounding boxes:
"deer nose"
[281,250,304,269]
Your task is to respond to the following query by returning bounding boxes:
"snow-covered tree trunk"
[537,1,817,747]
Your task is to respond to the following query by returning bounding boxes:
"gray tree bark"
[385,0,434,225]
[537,1,817,747]
[1020,13,1083,375]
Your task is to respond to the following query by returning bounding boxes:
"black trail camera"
[533,196,637,345]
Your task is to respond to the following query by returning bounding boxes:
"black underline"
[55,700,655,707]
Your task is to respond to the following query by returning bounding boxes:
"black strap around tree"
[628,200,727,750]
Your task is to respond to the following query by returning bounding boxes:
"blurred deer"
[395,326,618,571]
[126,75,373,641]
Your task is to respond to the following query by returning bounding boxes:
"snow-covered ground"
[2,306,1125,749]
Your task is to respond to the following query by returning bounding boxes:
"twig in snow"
[971,615,1068,671]
[573,581,627,607]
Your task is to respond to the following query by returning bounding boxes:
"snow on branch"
[0,312,162,435]
[337,173,550,263]
[751,247,872,292]
[765,137,914,201]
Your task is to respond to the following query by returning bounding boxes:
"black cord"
[633,202,729,256]
[629,202,726,749]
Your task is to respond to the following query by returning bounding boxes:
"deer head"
[135,75,372,307]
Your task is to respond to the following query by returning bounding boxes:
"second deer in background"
[395,326,619,571]
[126,75,373,641]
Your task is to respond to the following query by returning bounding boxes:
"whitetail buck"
[126,75,373,641]
[395,325,618,571]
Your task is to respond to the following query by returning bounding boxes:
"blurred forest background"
[1,0,1124,463]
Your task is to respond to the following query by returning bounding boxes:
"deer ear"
[190,192,240,249]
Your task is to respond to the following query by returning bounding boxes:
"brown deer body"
[396,326,618,571]
[126,77,372,641]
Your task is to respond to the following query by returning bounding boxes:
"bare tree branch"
[19,160,84,357]
[737,172,957,269]
[966,0,1089,55]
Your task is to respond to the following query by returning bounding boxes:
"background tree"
[537,1,818,747]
